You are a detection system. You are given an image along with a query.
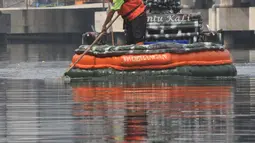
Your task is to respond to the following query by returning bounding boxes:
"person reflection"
[124,106,148,142]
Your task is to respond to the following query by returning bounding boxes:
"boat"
[64,0,237,79]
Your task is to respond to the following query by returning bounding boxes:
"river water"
[0,44,254,142]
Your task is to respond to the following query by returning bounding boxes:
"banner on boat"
[121,54,170,66]
[147,14,191,23]
[147,13,201,23]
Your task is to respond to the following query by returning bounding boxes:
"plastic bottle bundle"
[143,0,205,44]
[144,0,181,14]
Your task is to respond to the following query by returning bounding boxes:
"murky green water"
[0,44,254,142]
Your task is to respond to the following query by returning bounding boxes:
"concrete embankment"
[0,4,126,44]
[0,4,255,46]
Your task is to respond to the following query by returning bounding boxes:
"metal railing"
[1,0,107,8]
[3,0,25,8]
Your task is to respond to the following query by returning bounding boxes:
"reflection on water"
[72,78,235,142]
[0,44,254,142]
[0,79,73,143]
[0,77,255,142]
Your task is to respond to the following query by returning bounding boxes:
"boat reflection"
[71,77,236,142]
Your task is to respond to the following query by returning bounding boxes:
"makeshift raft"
[64,42,237,78]
[64,0,237,78]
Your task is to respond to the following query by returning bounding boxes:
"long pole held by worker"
[107,2,115,45]
[64,14,120,74]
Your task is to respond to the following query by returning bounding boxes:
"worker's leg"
[131,11,147,45]
[124,21,134,45]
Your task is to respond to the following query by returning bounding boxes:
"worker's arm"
[101,10,115,32]
[101,0,124,32]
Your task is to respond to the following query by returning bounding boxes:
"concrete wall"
[220,0,234,5]
[1,7,105,33]
[0,13,11,33]
[95,12,124,32]
[219,8,249,30]
[209,7,255,31]
[249,7,255,30]
[180,0,194,6]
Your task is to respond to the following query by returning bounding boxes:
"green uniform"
[111,0,124,11]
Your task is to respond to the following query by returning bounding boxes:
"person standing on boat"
[101,0,147,45]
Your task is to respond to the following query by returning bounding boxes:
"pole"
[26,0,28,9]
[102,0,105,8]
[107,2,115,45]
[0,0,4,8]
[64,14,120,75]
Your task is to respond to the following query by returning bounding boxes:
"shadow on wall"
[223,31,255,49]
[0,13,11,33]
[0,34,7,45]
[82,32,126,46]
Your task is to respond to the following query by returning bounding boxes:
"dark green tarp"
[65,64,237,78]
[75,42,225,57]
